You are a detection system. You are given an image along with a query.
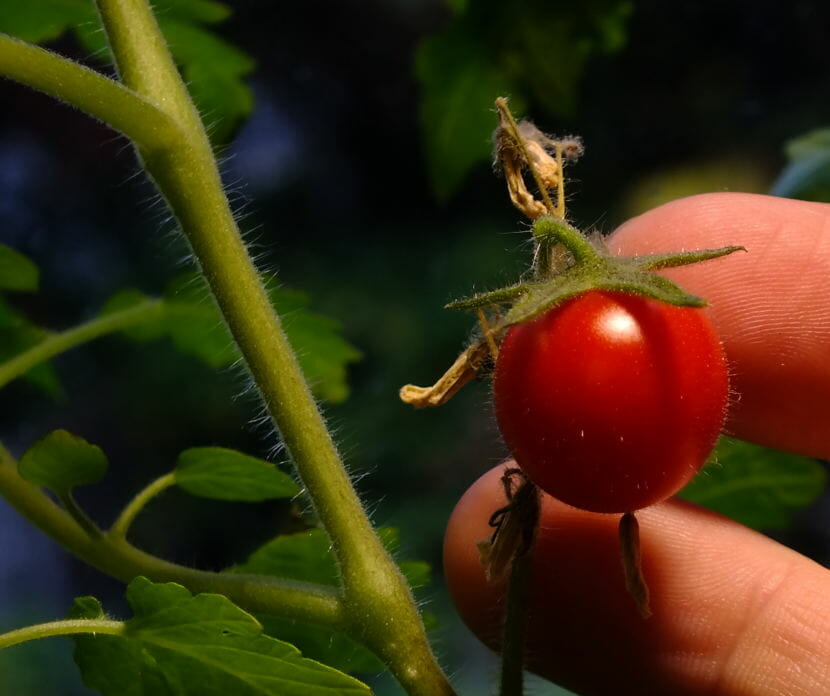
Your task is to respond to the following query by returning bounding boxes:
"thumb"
[444,464,830,695]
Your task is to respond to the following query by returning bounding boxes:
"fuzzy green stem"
[0,619,125,650]
[0,34,180,153]
[110,472,176,541]
[0,443,343,628]
[0,299,164,390]
[0,2,455,690]
[532,216,599,277]
[58,492,103,540]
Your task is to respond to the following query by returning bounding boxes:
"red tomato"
[493,290,728,512]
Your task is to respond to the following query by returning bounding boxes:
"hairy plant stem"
[0,619,125,650]
[110,472,176,541]
[532,216,598,272]
[58,492,103,540]
[0,34,180,152]
[86,2,453,693]
[0,10,452,691]
[0,443,343,627]
[0,299,164,390]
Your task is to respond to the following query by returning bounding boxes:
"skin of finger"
[608,192,830,459]
[444,464,830,696]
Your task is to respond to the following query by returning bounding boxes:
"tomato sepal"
[446,215,744,327]
[444,283,529,311]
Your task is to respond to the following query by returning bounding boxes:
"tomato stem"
[619,512,652,619]
[499,549,532,696]
[532,217,599,269]
[498,476,540,696]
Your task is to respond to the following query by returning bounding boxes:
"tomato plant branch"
[499,551,532,696]
[0,619,125,650]
[89,2,453,693]
[0,443,343,629]
[494,475,539,696]
[58,492,103,540]
[0,34,181,153]
[109,472,176,541]
[0,299,164,390]
[620,512,651,618]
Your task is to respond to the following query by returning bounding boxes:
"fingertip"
[609,193,830,458]
[444,465,830,696]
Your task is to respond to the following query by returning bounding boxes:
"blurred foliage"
[0,296,63,398]
[104,273,361,404]
[415,0,632,200]
[0,242,39,291]
[771,128,830,201]
[0,0,253,144]
[622,157,772,218]
[679,437,828,530]
[0,248,63,397]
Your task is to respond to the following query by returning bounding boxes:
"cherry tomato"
[493,290,728,512]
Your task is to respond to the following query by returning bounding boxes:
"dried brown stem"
[494,97,556,219]
[620,511,652,618]
[399,341,490,408]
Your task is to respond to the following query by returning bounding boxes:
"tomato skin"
[493,290,728,512]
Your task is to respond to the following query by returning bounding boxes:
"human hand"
[443,193,830,695]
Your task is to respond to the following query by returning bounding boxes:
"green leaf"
[268,287,362,404]
[784,127,830,161]
[414,21,523,201]
[231,527,431,674]
[772,127,830,202]
[100,274,359,402]
[232,528,339,584]
[161,274,238,367]
[175,447,300,501]
[0,301,63,398]
[68,596,106,620]
[158,15,255,144]
[504,0,632,118]
[413,0,631,199]
[72,577,370,696]
[679,438,828,530]
[18,429,107,495]
[70,593,168,696]
[0,0,92,43]
[0,0,254,145]
[99,289,167,342]
[0,244,39,291]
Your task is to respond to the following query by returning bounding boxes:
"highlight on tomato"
[493,289,729,514]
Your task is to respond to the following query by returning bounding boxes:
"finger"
[444,465,830,696]
[608,193,830,459]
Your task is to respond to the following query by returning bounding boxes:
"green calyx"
[446,216,744,327]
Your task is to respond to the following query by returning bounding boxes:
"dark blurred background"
[1,1,829,693]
